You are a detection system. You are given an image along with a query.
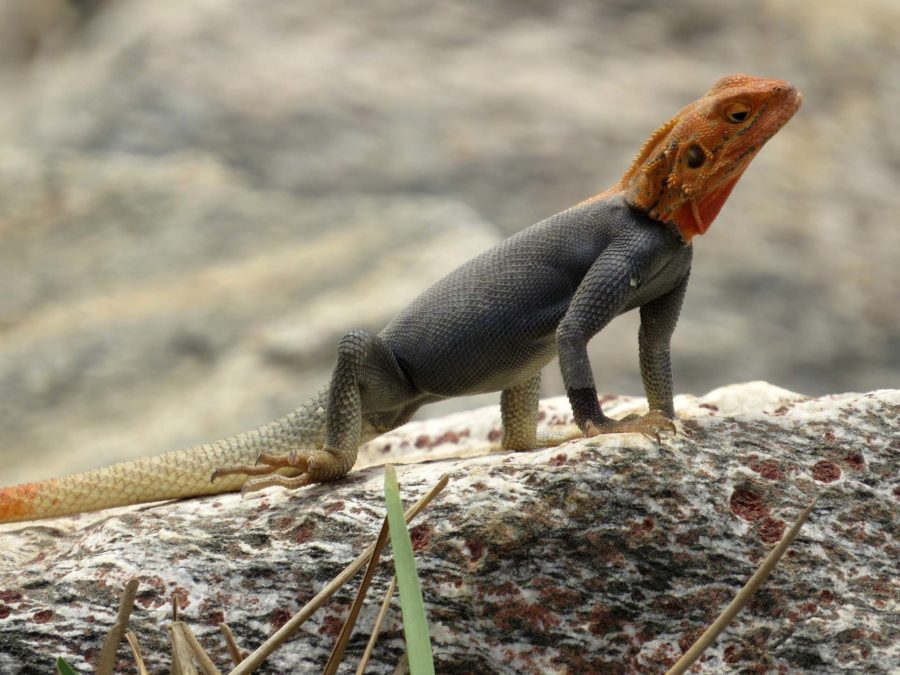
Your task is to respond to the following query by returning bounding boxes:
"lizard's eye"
[723,101,751,123]
[685,144,706,169]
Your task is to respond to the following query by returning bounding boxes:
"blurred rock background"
[0,0,897,484]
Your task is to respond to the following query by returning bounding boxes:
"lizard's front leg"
[556,241,681,442]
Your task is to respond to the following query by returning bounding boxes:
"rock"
[0,383,896,673]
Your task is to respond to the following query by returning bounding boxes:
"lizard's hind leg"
[500,375,541,451]
[501,374,589,451]
[216,329,417,495]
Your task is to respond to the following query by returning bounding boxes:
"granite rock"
[0,382,896,673]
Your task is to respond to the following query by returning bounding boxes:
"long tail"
[0,390,329,523]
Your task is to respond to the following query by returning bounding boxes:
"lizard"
[0,73,801,523]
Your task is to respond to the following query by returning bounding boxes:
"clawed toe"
[239,473,315,497]
[585,410,676,442]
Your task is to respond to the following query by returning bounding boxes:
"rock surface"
[2,1,900,486]
[0,383,897,673]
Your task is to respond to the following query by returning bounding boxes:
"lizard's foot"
[583,410,676,443]
[211,448,352,497]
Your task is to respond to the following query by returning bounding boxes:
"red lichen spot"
[549,453,567,467]
[0,605,10,619]
[464,537,485,562]
[812,460,841,483]
[893,486,900,499]
[678,628,704,654]
[487,428,503,442]
[730,486,769,521]
[434,430,460,445]
[537,410,547,422]
[414,434,431,448]
[653,595,683,615]
[33,609,53,624]
[292,522,316,544]
[819,589,835,604]
[272,515,295,530]
[628,517,655,538]
[844,452,865,471]
[0,590,22,603]
[749,458,784,481]
[493,601,559,632]
[172,587,190,611]
[537,585,581,609]
[270,608,291,631]
[318,612,344,637]
[758,517,786,543]
[206,610,225,625]
[381,443,392,453]
[823,430,837,444]
[699,403,719,412]
[409,523,433,552]
[325,500,345,515]
[724,644,740,663]
[136,577,167,609]
[588,603,624,635]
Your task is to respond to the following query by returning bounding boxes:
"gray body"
[332,193,692,447]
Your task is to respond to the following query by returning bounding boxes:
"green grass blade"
[384,465,435,675]
[56,657,78,675]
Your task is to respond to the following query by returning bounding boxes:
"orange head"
[618,74,802,242]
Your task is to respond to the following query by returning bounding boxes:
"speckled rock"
[0,382,897,673]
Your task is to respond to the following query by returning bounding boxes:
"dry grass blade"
[666,495,820,675]
[228,473,448,675]
[355,575,397,675]
[124,630,149,675]
[168,623,199,675]
[178,622,223,675]
[96,577,140,675]
[324,517,392,675]
[393,653,410,675]
[219,623,245,667]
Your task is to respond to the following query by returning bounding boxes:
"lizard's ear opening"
[685,144,706,169]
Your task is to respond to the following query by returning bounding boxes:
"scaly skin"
[0,74,801,523]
